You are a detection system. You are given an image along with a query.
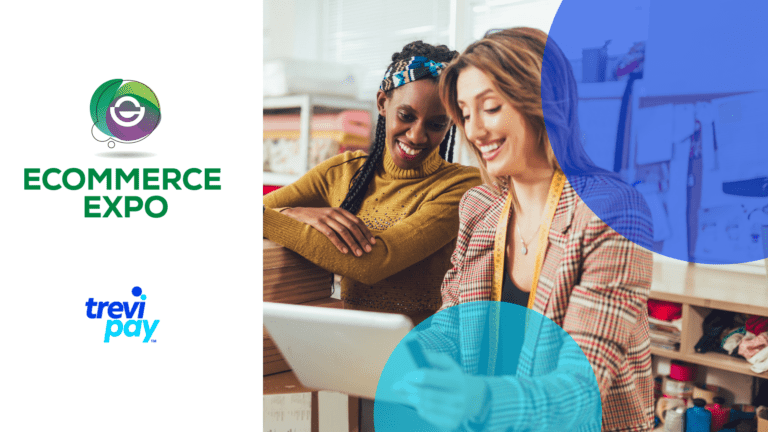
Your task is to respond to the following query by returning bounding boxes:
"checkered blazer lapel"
[531,179,578,318]
[514,180,577,376]
[451,180,579,375]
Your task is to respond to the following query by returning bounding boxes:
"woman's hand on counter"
[280,207,376,256]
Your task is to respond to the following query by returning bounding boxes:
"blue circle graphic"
[141,294,147,301]
[132,286,142,297]
[545,0,768,264]
[374,302,601,431]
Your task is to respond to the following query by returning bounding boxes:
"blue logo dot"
[132,286,142,297]
[141,294,147,301]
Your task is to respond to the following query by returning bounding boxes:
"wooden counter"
[263,239,359,432]
[264,370,317,395]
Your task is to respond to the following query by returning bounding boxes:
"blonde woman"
[397,28,654,431]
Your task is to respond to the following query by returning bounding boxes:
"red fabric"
[706,403,730,432]
[669,361,696,382]
[647,299,682,321]
[263,185,281,195]
[746,315,768,335]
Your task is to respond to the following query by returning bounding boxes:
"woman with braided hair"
[263,41,481,324]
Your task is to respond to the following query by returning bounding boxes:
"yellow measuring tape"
[487,170,566,374]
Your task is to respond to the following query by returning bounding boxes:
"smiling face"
[456,66,542,179]
[377,79,451,170]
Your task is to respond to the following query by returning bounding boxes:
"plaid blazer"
[417,177,654,432]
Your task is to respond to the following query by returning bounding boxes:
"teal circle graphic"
[374,302,602,431]
[140,294,146,301]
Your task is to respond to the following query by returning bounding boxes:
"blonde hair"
[439,27,562,206]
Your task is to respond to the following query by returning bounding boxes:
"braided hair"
[339,41,459,215]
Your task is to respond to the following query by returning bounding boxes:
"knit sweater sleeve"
[264,164,482,286]
[263,151,365,209]
[411,187,486,359]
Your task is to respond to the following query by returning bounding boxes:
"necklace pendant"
[521,243,528,255]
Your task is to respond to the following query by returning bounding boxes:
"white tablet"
[263,302,414,399]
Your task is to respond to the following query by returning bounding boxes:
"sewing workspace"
[262,1,768,431]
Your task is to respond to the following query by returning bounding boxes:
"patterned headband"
[380,56,448,92]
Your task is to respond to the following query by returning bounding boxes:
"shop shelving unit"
[263,94,376,187]
[649,259,768,379]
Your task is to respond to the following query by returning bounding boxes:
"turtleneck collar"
[381,144,444,180]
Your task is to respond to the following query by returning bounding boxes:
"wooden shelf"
[649,346,680,357]
[264,370,317,395]
[649,258,768,378]
[638,91,755,108]
[577,81,627,100]
[264,94,373,112]
[649,259,768,317]
[650,346,766,379]
[263,94,376,185]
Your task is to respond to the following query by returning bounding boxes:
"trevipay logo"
[85,286,160,343]
[90,79,161,149]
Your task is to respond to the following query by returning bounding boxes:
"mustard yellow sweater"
[263,146,481,315]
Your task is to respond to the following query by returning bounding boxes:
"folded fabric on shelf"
[264,111,372,149]
[749,345,768,373]
[648,299,683,321]
[722,327,747,355]
[695,310,737,354]
[649,316,683,332]
[649,315,683,351]
[739,332,768,360]
[746,315,768,335]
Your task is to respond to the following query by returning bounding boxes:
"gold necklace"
[515,220,540,255]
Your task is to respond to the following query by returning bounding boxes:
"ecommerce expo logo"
[85,286,160,343]
[90,79,161,149]
[22,79,221,219]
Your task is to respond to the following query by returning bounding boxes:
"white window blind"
[468,0,561,41]
[323,0,452,101]
[467,0,651,61]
